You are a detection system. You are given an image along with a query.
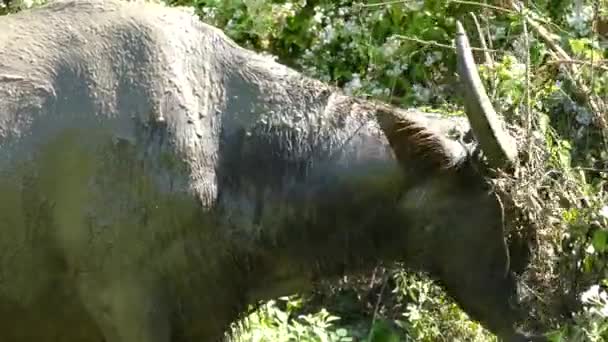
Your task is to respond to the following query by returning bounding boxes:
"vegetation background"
[1,0,607,341]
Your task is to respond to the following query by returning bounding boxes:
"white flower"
[585,244,595,254]
[581,285,600,303]
[344,20,359,35]
[370,87,390,97]
[494,26,506,40]
[313,8,324,23]
[382,38,400,57]
[599,206,608,219]
[404,0,424,11]
[423,51,443,66]
[201,7,217,20]
[413,84,431,102]
[576,126,587,140]
[387,64,403,77]
[581,285,608,318]
[510,62,526,78]
[575,107,592,126]
[344,74,362,95]
[566,4,594,35]
[321,25,336,43]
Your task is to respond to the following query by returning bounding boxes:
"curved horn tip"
[455,20,466,35]
[455,20,472,51]
[454,19,518,169]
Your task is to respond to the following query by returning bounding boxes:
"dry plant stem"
[366,269,388,342]
[449,0,515,14]
[358,0,411,7]
[480,14,502,102]
[467,12,499,103]
[469,12,494,65]
[461,0,606,132]
[547,59,608,72]
[509,0,606,131]
[368,266,379,289]
[521,7,534,161]
[394,35,499,53]
[483,15,493,51]
[591,0,608,146]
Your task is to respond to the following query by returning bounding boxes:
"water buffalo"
[0,0,543,341]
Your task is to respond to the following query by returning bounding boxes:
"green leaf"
[569,38,590,55]
[538,113,551,136]
[583,255,594,273]
[369,320,400,342]
[336,328,349,337]
[592,230,608,253]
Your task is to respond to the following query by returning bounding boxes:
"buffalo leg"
[77,274,170,342]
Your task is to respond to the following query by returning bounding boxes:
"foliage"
[228,273,496,342]
[548,283,608,342]
[2,0,608,340]
[392,271,495,341]
[228,296,354,342]
[0,0,44,14]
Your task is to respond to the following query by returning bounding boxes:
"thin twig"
[366,268,388,342]
[394,35,499,52]
[521,3,534,160]
[469,12,494,65]
[361,0,516,14]
[591,0,608,146]
[358,0,410,7]
[449,0,515,14]
[509,0,606,130]
[455,0,574,39]
[573,166,608,173]
[547,59,608,71]
[481,13,502,101]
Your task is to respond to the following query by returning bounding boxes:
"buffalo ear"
[374,105,467,174]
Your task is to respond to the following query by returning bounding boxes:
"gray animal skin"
[0,1,545,341]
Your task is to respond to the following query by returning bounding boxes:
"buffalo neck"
[216,51,471,301]
[216,60,414,297]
